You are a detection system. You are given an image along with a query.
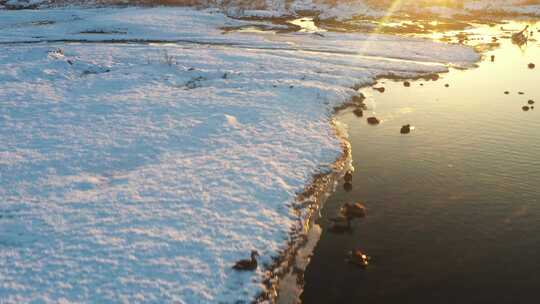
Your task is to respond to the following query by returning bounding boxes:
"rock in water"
[344,171,353,183]
[404,81,410,87]
[529,63,535,69]
[353,108,363,117]
[352,94,365,104]
[522,106,530,111]
[528,100,535,105]
[341,202,367,218]
[349,249,370,268]
[401,124,411,134]
[367,117,380,125]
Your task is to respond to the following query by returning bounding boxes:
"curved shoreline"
[262,47,487,303]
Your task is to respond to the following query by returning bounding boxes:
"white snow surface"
[3,0,540,18]
[0,7,478,304]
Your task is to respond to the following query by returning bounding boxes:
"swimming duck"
[400,124,411,134]
[233,250,259,271]
[340,202,367,218]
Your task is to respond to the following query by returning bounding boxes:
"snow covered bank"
[2,0,540,19]
[0,7,478,303]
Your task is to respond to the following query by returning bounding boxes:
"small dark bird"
[233,250,259,271]
[400,124,411,134]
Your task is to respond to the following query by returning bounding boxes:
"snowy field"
[2,0,540,19]
[0,7,480,304]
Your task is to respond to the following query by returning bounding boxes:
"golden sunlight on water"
[302,19,540,304]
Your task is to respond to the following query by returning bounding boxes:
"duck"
[400,124,411,134]
[233,250,259,271]
[348,249,370,267]
[340,202,367,218]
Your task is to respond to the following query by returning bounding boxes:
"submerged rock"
[353,108,363,117]
[367,117,380,125]
[352,94,365,104]
[522,106,530,111]
[528,100,535,105]
[491,55,495,62]
[404,81,411,87]
[445,84,450,87]
[373,87,385,93]
[519,92,525,95]
[344,171,353,183]
[348,249,370,268]
[400,124,411,134]
[343,182,353,192]
[504,91,510,95]
[328,215,352,234]
[529,63,535,69]
[341,202,367,218]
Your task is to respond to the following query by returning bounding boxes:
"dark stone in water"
[343,182,353,192]
[529,63,535,69]
[373,87,385,93]
[491,55,495,62]
[341,202,367,218]
[348,249,370,268]
[367,117,380,125]
[352,94,365,104]
[528,100,535,105]
[519,92,524,95]
[445,84,450,87]
[400,124,411,134]
[353,108,363,117]
[420,83,424,86]
[522,106,530,111]
[404,81,410,87]
[344,171,353,183]
[504,91,509,95]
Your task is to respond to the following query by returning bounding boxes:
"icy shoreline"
[0,7,480,303]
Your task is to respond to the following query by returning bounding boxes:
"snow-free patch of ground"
[0,7,478,304]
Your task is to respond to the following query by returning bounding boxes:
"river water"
[301,20,540,303]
